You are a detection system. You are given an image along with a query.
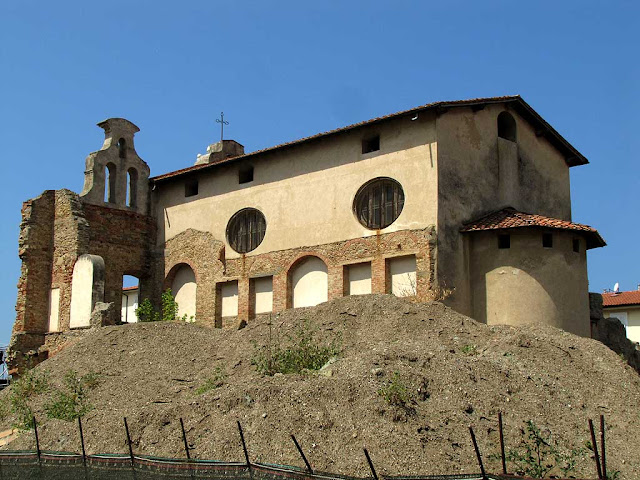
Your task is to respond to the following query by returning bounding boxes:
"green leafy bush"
[378,372,413,408]
[44,370,99,421]
[0,368,49,430]
[493,420,584,478]
[252,319,340,375]
[135,289,181,322]
[196,366,226,395]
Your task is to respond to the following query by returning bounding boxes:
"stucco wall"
[468,229,590,337]
[153,113,438,259]
[435,104,574,316]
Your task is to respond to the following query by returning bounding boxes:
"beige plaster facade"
[8,95,605,374]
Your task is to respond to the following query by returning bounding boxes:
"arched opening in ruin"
[121,275,139,323]
[127,167,138,208]
[169,264,197,321]
[118,137,127,159]
[70,254,105,329]
[105,162,116,203]
[289,256,328,308]
[497,111,517,142]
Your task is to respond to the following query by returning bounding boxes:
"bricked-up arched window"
[226,208,267,253]
[354,177,405,229]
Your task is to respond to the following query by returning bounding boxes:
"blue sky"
[0,1,637,345]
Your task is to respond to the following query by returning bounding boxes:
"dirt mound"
[1,295,639,478]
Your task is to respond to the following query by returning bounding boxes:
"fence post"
[180,418,191,461]
[498,412,507,475]
[124,417,137,480]
[237,421,253,480]
[290,435,313,474]
[78,417,89,480]
[469,426,487,480]
[33,416,41,467]
[600,415,607,480]
[589,419,603,479]
[363,448,379,480]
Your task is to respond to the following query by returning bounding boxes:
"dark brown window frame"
[354,177,405,230]
[226,208,267,253]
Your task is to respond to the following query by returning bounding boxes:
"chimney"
[195,140,244,165]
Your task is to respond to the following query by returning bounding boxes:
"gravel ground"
[1,294,638,478]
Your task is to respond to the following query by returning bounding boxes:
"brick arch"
[284,251,333,273]
[164,261,199,291]
[286,254,330,309]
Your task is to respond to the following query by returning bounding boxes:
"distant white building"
[603,287,640,344]
[121,286,139,323]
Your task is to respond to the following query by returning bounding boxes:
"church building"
[8,95,605,373]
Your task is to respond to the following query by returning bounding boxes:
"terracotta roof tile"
[603,290,640,307]
[460,208,606,249]
[151,95,588,182]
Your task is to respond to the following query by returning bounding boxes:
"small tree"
[135,289,180,322]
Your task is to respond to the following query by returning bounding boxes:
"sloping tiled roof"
[151,95,588,182]
[460,208,606,249]
[603,290,640,307]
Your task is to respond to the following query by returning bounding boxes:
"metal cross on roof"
[216,111,229,142]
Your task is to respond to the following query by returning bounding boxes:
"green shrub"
[252,319,340,376]
[378,372,412,408]
[1,368,49,430]
[135,289,180,322]
[492,420,584,478]
[196,366,226,395]
[44,370,99,421]
[461,344,478,355]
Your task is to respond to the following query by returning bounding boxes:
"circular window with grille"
[226,208,267,253]
[354,177,405,230]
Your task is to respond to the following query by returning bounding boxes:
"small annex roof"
[460,207,606,249]
[602,290,640,307]
[151,95,588,183]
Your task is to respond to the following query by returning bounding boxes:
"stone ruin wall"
[9,185,435,374]
[8,189,156,374]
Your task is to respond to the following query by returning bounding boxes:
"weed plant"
[44,370,99,421]
[0,368,49,430]
[252,318,341,375]
[196,366,226,395]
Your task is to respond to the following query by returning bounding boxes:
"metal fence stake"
[180,418,191,460]
[290,435,313,474]
[469,426,487,480]
[124,417,137,480]
[589,419,603,479]
[78,417,89,480]
[600,415,607,480]
[33,416,41,467]
[498,412,507,475]
[237,421,253,480]
[363,448,379,480]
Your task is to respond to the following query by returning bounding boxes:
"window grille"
[226,208,267,253]
[354,178,404,229]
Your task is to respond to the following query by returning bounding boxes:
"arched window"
[117,138,127,159]
[497,112,517,142]
[171,264,197,321]
[289,256,328,308]
[354,177,405,229]
[226,208,267,253]
[127,167,138,208]
[105,163,116,203]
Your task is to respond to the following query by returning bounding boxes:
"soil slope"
[1,295,639,478]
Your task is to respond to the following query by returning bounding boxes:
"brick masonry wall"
[161,226,436,328]
[9,190,156,374]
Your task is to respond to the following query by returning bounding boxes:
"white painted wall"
[121,289,139,323]
[347,263,372,295]
[172,265,197,320]
[253,276,273,314]
[389,255,417,297]
[292,257,328,308]
[221,281,239,317]
[48,288,60,332]
[70,255,103,328]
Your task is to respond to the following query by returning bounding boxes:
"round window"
[354,177,405,230]
[226,208,267,253]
